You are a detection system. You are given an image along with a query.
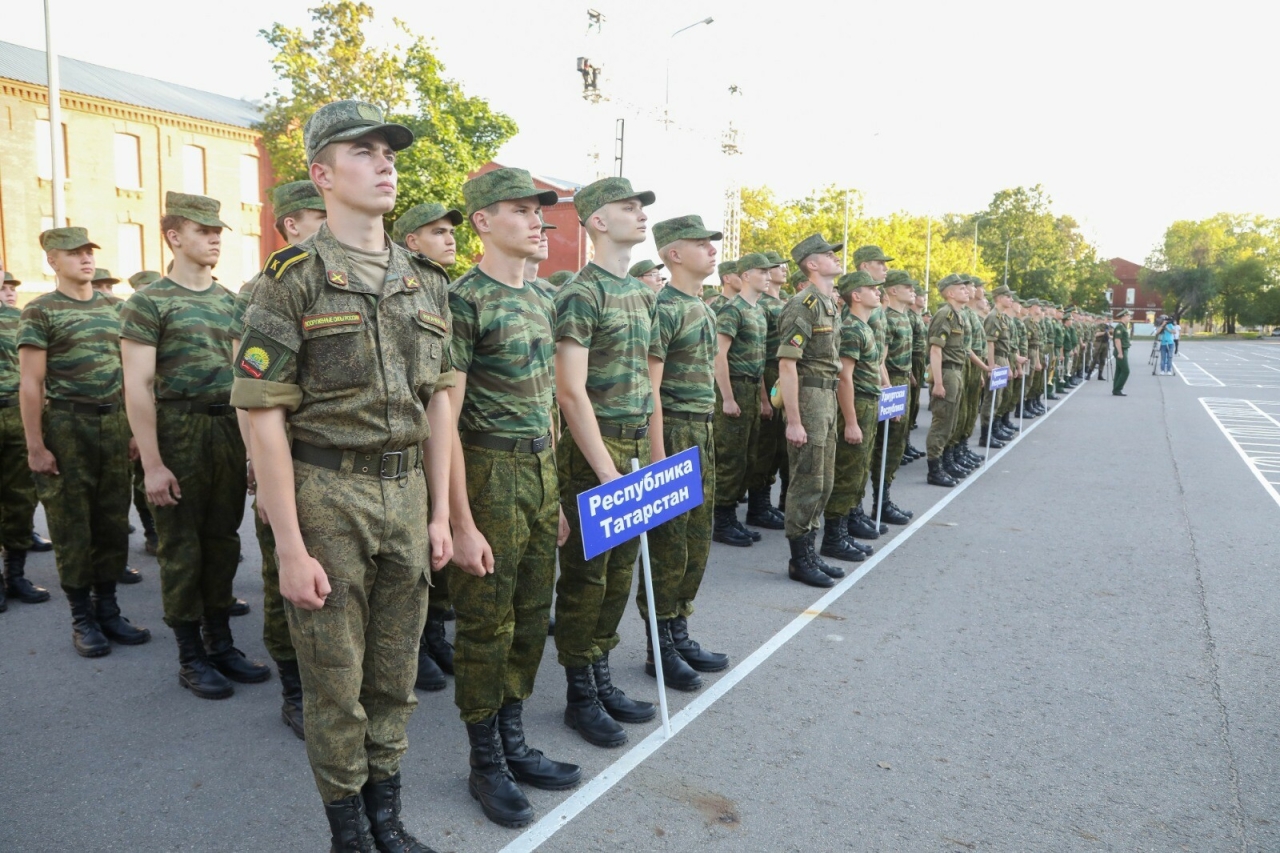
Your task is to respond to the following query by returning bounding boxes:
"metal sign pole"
[875,418,888,531]
[985,380,999,461]
[1019,371,1026,432]
[631,458,671,738]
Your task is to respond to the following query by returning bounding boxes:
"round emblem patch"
[243,346,271,372]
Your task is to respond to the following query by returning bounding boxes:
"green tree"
[258,1,517,267]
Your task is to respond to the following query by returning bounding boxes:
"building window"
[36,119,69,181]
[114,134,142,190]
[240,155,260,204]
[1125,288,1135,306]
[241,236,260,284]
[117,223,144,277]
[182,145,206,194]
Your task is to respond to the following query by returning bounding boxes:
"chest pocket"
[809,324,836,358]
[413,312,447,397]
[302,321,375,393]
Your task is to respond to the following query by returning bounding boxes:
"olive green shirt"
[776,284,841,381]
[928,304,968,368]
[18,290,124,404]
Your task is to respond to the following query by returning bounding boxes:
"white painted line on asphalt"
[1199,398,1280,510]
[1176,361,1225,387]
[499,389,1081,853]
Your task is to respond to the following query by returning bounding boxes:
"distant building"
[0,40,276,290]
[1107,258,1161,322]
[469,162,586,275]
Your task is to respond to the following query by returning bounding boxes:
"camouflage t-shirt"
[554,263,654,427]
[448,268,556,440]
[0,304,20,396]
[707,293,730,314]
[759,292,785,364]
[869,307,888,368]
[928,304,968,368]
[18,290,123,403]
[909,310,928,360]
[716,294,767,379]
[229,274,262,340]
[649,285,716,415]
[120,278,238,401]
[965,306,986,357]
[839,305,883,396]
[776,285,841,380]
[883,305,914,375]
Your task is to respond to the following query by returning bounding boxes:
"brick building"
[1108,257,1161,321]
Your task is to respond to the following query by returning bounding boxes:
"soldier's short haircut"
[160,214,190,249]
[468,202,503,233]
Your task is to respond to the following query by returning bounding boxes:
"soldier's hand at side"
[246,460,257,495]
[280,552,330,611]
[452,525,493,577]
[931,382,947,400]
[145,465,182,507]
[428,519,453,571]
[128,438,140,463]
[558,507,571,547]
[723,398,741,418]
[28,447,58,476]
[786,421,808,448]
[844,422,863,445]
[760,399,773,420]
[909,374,917,387]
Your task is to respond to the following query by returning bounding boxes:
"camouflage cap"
[736,252,774,273]
[788,267,808,287]
[1010,291,1021,302]
[541,219,557,230]
[271,180,325,219]
[392,202,464,243]
[836,270,877,298]
[852,245,894,265]
[969,275,986,289]
[883,269,917,288]
[937,273,965,292]
[129,270,162,290]
[463,167,559,217]
[166,191,231,229]
[651,214,722,249]
[629,259,664,277]
[990,284,1012,298]
[790,233,844,266]
[304,99,414,165]
[763,251,788,266]
[573,176,655,224]
[913,283,927,295]
[40,226,100,252]
[718,260,740,278]
[91,268,120,285]
[547,270,575,288]
[1,271,21,286]
[1025,298,1040,306]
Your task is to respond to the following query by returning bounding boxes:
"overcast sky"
[10,0,1278,262]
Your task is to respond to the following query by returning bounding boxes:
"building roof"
[0,40,260,129]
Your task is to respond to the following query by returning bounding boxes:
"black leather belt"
[800,377,838,391]
[598,422,649,440]
[47,400,119,415]
[0,397,16,409]
[461,431,552,454]
[158,400,234,416]
[291,440,420,479]
[663,411,714,423]
[729,375,761,384]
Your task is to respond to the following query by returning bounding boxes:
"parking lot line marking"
[1200,397,1280,510]
[1176,361,1225,387]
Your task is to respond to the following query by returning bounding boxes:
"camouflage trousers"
[998,364,1024,417]
[783,385,837,539]
[1092,344,1108,376]
[713,379,759,507]
[451,445,558,724]
[153,408,246,625]
[825,395,878,520]
[554,428,650,669]
[286,459,431,804]
[926,367,964,459]
[255,508,295,663]
[950,362,983,445]
[872,370,911,494]
[981,357,1010,426]
[908,356,926,431]
[638,418,713,621]
[0,406,38,552]
[747,362,788,493]
[132,458,151,530]
[32,408,130,592]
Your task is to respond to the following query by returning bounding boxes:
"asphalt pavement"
[2,339,1277,853]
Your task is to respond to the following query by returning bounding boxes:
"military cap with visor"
[271,180,326,219]
[304,99,414,165]
[883,269,917,289]
[736,252,775,273]
[717,260,740,278]
[91,268,121,285]
[392,202,465,244]
[763,251,788,266]
[129,271,162,290]
[788,267,808,287]
[629,259,664,278]
[990,284,1013,298]
[463,167,559,217]
[852,245,894,265]
[836,270,878,298]
[40,226,100,252]
[937,273,965,292]
[790,233,844,266]
[166,191,231,229]
[573,176,655,224]
[651,214,722,249]
[1,272,22,286]
[547,270,575,288]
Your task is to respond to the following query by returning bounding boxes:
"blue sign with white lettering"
[877,385,910,422]
[577,446,704,561]
[989,366,1010,390]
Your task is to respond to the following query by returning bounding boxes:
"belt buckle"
[380,450,407,479]
[530,435,549,453]
[97,403,114,414]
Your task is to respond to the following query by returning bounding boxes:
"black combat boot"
[731,511,762,541]
[3,549,50,603]
[67,589,110,657]
[942,447,968,480]
[325,794,377,853]
[423,610,454,675]
[466,715,534,828]
[202,608,270,682]
[91,582,151,645]
[980,424,1005,449]
[29,531,52,552]
[645,619,703,691]
[959,440,982,467]
[563,665,627,747]
[863,503,889,534]
[119,565,142,584]
[712,506,753,547]
[786,536,834,588]
[847,504,880,540]
[415,633,446,691]
[361,772,438,852]
[593,651,657,721]
[818,518,860,568]
[229,598,251,617]
[1001,413,1020,433]
[927,457,956,487]
[745,489,785,529]
[874,488,912,525]
[669,615,729,672]
[806,531,845,578]
[173,621,234,699]
[498,701,582,790]
[278,658,305,740]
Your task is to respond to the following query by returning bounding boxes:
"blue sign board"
[989,366,1010,390]
[877,385,910,422]
[577,446,704,561]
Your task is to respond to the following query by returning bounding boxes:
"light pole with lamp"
[664,16,714,129]
[972,215,989,273]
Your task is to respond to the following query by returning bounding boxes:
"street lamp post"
[972,216,988,273]
[664,16,714,129]
[1003,235,1024,287]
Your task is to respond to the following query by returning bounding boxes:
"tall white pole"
[924,217,932,288]
[842,190,850,273]
[45,0,66,224]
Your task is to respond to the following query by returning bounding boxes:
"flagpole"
[45,0,66,224]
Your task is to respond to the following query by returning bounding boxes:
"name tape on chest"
[418,310,446,332]
[813,325,833,335]
[302,312,363,332]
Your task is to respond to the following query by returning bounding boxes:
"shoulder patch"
[802,293,818,309]
[264,245,308,280]
[417,309,447,332]
[787,332,806,349]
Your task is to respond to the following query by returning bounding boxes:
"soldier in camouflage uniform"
[546,270,575,290]
[706,259,740,312]
[127,271,162,556]
[745,251,789,528]
[629,259,665,294]
[924,274,970,487]
[230,101,455,852]
[870,270,916,525]
[1024,299,1046,414]
[777,234,845,588]
[848,247,893,541]
[905,283,928,458]
[91,268,121,300]
[947,277,990,476]
[122,191,267,701]
[712,252,770,548]
[445,168,580,828]
[0,271,51,613]
[645,215,731,693]
[1087,313,1111,381]
[979,285,1013,448]
[19,228,150,656]
[553,176,659,748]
